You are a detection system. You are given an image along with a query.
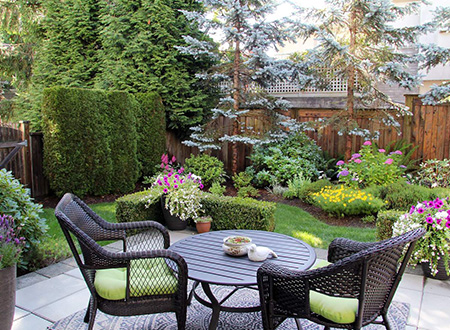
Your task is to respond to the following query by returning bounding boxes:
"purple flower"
[157,180,163,186]
[336,160,345,166]
[174,184,179,189]
[199,184,204,189]
[417,208,425,214]
[363,141,372,146]
[426,216,434,224]
[160,163,165,169]
[168,172,173,178]
[352,153,361,159]
[384,158,393,165]
[399,165,407,168]
[394,150,403,155]
[174,174,179,179]
[378,149,385,153]
[446,221,450,229]
[163,188,168,193]
[338,170,349,177]
[354,159,362,164]
[428,201,435,208]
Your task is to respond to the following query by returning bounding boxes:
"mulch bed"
[36,181,374,229]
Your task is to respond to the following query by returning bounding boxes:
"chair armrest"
[328,238,379,263]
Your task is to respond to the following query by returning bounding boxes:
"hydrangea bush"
[336,141,406,187]
[0,215,25,269]
[393,198,450,276]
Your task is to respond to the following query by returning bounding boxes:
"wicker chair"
[257,228,425,330]
[55,193,188,330]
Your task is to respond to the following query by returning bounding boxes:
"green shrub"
[106,91,139,192]
[116,190,164,224]
[209,182,226,196]
[374,181,447,210]
[298,179,333,202]
[413,159,450,188]
[135,93,166,177]
[310,185,385,217]
[376,210,404,241]
[0,169,48,271]
[42,87,139,196]
[202,194,276,231]
[233,172,259,198]
[184,154,225,187]
[248,132,326,187]
[116,191,276,231]
[284,174,311,199]
[336,141,405,188]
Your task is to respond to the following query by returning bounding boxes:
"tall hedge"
[135,93,166,177]
[42,87,139,196]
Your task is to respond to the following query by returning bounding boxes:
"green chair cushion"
[94,258,178,300]
[309,259,359,324]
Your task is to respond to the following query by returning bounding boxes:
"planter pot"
[160,198,187,231]
[0,264,16,330]
[421,256,450,280]
[196,221,211,234]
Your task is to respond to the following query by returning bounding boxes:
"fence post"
[19,121,31,188]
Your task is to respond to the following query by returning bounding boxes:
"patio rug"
[48,285,409,330]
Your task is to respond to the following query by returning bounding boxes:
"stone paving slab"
[16,272,49,290]
[12,313,52,330]
[35,261,76,278]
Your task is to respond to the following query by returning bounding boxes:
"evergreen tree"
[420,6,450,105]
[291,0,430,159]
[178,0,293,173]
[95,0,215,133]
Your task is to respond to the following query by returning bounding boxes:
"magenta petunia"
[428,201,434,207]
[199,184,204,189]
[446,221,450,229]
[384,158,393,165]
[363,141,372,146]
[157,180,163,186]
[417,208,425,214]
[426,216,434,224]
[336,160,345,166]
[174,184,179,189]
[163,188,168,193]
[354,159,362,164]
[378,149,385,153]
[178,167,184,174]
[174,174,179,179]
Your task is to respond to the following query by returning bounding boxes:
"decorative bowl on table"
[222,236,252,256]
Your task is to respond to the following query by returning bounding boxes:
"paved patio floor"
[13,229,450,330]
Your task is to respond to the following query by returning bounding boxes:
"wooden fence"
[0,121,48,197]
[167,96,450,172]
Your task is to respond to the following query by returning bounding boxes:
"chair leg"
[176,309,187,330]
[83,298,91,323]
[83,297,97,330]
[382,311,392,330]
[294,318,303,330]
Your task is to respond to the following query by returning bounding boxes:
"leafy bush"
[233,172,259,198]
[184,154,226,187]
[248,132,326,187]
[116,190,164,224]
[135,93,166,177]
[372,181,448,210]
[202,194,276,231]
[295,179,333,202]
[116,191,276,231]
[209,182,226,196]
[0,169,47,271]
[376,210,404,241]
[413,159,450,188]
[310,185,385,217]
[336,140,406,188]
[42,87,139,196]
[284,174,311,199]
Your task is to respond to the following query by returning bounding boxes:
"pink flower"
[165,165,170,170]
[378,149,385,153]
[351,153,361,159]
[157,179,163,186]
[163,188,168,193]
[363,141,372,146]
[426,216,434,224]
[171,156,176,163]
[394,150,402,155]
[174,184,179,189]
[354,159,362,163]
[336,160,345,166]
[199,183,204,189]
[384,158,393,165]
[160,163,165,168]
[178,167,184,174]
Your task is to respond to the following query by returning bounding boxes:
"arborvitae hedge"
[135,93,166,177]
[43,87,142,196]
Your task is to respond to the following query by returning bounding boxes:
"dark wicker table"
[169,230,316,329]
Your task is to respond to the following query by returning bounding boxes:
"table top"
[169,230,316,286]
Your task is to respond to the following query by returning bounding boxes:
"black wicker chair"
[55,193,188,330]
[257,228,425,330]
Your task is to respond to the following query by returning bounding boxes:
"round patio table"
[169,229,316,329]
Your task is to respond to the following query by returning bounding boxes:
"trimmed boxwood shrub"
[116,190,164,224]
[135,93,166,177]
[116,191,276,231]
[202,194,276,231]
[42,87,140,196]
[376,210,404,241]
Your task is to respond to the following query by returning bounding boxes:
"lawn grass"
[274,203,376,249]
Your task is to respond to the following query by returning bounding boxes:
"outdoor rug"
[48,285,409,330]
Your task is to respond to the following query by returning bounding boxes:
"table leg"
[201,282,221,330]
[188,281,199,305]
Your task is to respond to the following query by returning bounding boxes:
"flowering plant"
[336,141,405,187]
[143,155,204,221]
[0,215,25,269]
[392,198,450,276]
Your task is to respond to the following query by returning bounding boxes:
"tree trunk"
[345,6,357,161]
